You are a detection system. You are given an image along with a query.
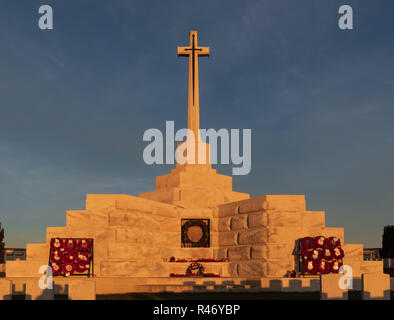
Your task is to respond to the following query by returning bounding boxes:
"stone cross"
[177,31,210,139]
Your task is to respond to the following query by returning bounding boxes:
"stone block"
[247,212,268,228]
[361,261,383,274]
[239,195,306,214]
[266,259,293,277]
[228,246,250,261]
[216,217,231,232]
[66,210,90,227]
[91,228,116,244]
[182,205,214,217]
[160,247,213,260]
[238,196,267,214]
[88,211,110,228]
[238,228,267,245]
[66,210,109,229]
[221,262,238,277]
[115,195,156,213]
[342,257,361,277]
[52,280,69,295]
[267,226,302,243]
[210,232,219,247]
[107,243,161,260]
[189,248,213,259]
[342,244,363,261]
[362,273,390,300]
[173,187,229,207]
[238,261,267,277]
[251,243,289,260]
[223,190,250,204]
[321,227,344,243]
[46,227,69,242]
[152,204,182,218]
[108,211,126,226]
[68,280,96,300]
[86,194,120,212]
[124,211,161,230]
[218,231,238,246]
[302,211,325,229]
[26,243,49,261]
[251,245,268,260]
[113,227,178,247]
[26,280,54,300]
[230,215,248,231]
[6,260,49,277]
[342,244,364,277]
[100,261,168,277]
[217,202,241,217]
[157,215,180,232]
[213,248,228,260]
[0,279,12,300]
[320,274,348,300]
[210,219,219,232]
[267,211,302,227]
[115,228,127,241]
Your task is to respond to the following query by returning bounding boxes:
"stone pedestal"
[320,274,348,300]
[0,279,12,300]
[362,273,390,300]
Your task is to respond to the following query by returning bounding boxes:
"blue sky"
[0,0,393,247]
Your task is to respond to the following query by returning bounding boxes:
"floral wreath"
[181,219,210,248]
[299,236,345,275]
[49,238,93,277]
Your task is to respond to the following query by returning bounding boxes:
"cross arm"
[197,46,210,57]
[177,46,190,57]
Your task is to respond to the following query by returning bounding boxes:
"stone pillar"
[320,274,348,300]
[68,280,96,300]
[26,280,54,300]
[0,279,12,300]
[362,273,390,300]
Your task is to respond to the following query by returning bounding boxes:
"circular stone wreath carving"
[181,220,210,247]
